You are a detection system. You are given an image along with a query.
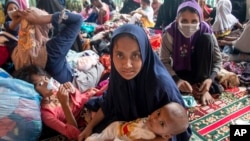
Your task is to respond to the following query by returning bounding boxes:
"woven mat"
[41,88,249,141]
[189,88,249,141]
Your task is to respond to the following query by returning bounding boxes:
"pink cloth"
[16,0,28,10]
[41,89,90,139]
[133,0,141,4]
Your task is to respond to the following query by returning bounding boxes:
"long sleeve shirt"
[160,32,222,78]
[41,89,89,139]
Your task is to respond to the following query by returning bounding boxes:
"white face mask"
[7,10,16,19]
[47,78,60,92]
[178,23,200,38]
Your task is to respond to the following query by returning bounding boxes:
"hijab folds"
[101,24,191,141]
[166,0,212,71]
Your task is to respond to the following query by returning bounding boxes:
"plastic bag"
[0,77,42,141]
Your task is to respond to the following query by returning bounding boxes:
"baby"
[85,102,189,141]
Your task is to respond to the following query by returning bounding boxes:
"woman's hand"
[78,126,93,141]
[176,79,193,93]
[197,78,212,95]
[57,85,69,106]
[19,9,40,24]
[18,8,52,25]
[11,10,22,23]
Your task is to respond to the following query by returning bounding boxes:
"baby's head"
[146,102,189,139]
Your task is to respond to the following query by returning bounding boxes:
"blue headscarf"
[101,24,191,141]
[166,0,212,71]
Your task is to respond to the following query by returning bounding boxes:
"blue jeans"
[45,12,83,83]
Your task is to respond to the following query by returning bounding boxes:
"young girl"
[160,0,222,105]
[130,0,154,27]
[14,65,94,140]
[78,24,191,141]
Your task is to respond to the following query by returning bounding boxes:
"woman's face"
[7,3,19,12]
[177,10,200,24]
[112,36,142,80]
[31,74,54,98]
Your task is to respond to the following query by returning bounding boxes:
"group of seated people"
[0,0,250,141]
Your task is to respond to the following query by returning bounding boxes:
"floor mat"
[189,88,249,141]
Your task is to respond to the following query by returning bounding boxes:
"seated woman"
[4,0,20,37]
[1,0,20,72]
[160,0,222,106]
[212,0,243,38]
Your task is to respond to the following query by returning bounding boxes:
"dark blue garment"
[57,0,65,7]
[45,12,82,83]
[4,20,19,37]
[84,12,98,23]
[98,24,192,141]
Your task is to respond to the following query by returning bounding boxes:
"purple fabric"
[177,0,202,20]
[165,0,212,71]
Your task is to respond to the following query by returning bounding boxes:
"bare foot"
[201,92,214,105]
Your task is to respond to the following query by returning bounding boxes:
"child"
[13,65,97,140]
[130,0,154,27]
[85,102,189,141]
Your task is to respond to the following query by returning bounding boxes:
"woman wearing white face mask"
[4,0,21,37]
[160,0,223,106]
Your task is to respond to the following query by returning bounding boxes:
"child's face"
[141,1,148,10]
[112,36,142,80]
[177,10,199,24]
[146,106,171,138]
[31,74,54,98]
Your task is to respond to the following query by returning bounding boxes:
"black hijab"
[155,0,184,29]
[101,24,191,141]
